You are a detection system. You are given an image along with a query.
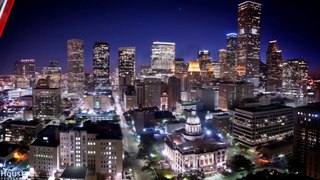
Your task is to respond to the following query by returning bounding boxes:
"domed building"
[164,111,228,174]
[183,111,204,141]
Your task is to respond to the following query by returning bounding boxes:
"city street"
[113,91,150,180]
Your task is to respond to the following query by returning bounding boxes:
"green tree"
[240,169,306,180]
[227,154,254,172]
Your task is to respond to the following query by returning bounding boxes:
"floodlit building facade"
[164,111,227,174]
[59,121,123,180]
[151,42,175,72]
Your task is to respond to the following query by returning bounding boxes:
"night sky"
[0,0,319,76]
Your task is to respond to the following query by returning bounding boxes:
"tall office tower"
[196,88,216,110]
[124,89,137,111]
[134,79,144,107]
[144,78,161,108]
[259,61,268,89]
[218,81,254,111]
[33,78,61,119]
[118,47,135,97]
[118,47,135,79]
[186,61,202,91]
[219,49,228,79]
[174,58,186,74]
[59,121,123,179]
[237,1,261,87]
[266,40,283,92]
[198,50,210,61]
[67,39,85,94]
[42,61,62,88]
[226,33,238,80]
[167,76,181,111]
[93,42,110,92]
[233,104,294,148]
[294,103,320,171]
[14,59,36,87]
[15,59,36,78]
[83,93,112,112]
[151,42,175,72]
[212,61,221,79]
[283,59,309,94]
[198,50,211,71]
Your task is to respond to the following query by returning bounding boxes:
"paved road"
[113,92,150,180]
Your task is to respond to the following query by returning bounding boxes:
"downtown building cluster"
[0,1,319,180]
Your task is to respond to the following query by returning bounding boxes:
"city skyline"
[0,0,319,76]
[0,1,320,179]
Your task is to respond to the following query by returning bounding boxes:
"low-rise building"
[205,110,230,135]
[124,90,136,111]
[75,111,118,122]
[132,107,158,134]
[1,119,44,144]
[83,93,112,112]
[60,166,88,180]
[164,120,186,134]
[232,104,294,148]
[176,100,202,114]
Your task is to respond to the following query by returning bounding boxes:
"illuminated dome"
[184,111,204,141]
[186,111,201,125]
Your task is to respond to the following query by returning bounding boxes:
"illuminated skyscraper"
[198,50,211,71]
[198,50,210,61]
[218,81,254,111]
[67,39,85,94]
[212,61,220,79]
[33,78,61,119]
[174,58,186,74]
[266,40,283,92]
[118,47,135,80]
[144,78,161,108]
[167,76,181,111]
[237,1,261,86]
[15,59,36,78]
[283,59,308,94]
[151,42,175,72]
[42,61,61,88]
[226,33,237,80]
[14,59,36,87]
[219,49,228,79]
[93,42,110,91]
